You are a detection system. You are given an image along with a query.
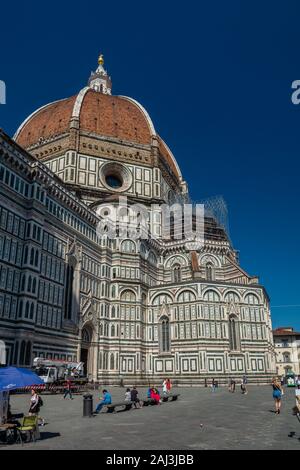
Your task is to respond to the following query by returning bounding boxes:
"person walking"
[272,377,283,414]
[29,388,41,416]
[211,378,216,393]
[166,378,172,393]
[63,379,73,400]
[230,378,236,393]
[94,389,112,414]
[28,388,42,439]
[242,375,248,395]
[131,386,141,408]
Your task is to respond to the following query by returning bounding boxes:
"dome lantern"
[88,53,112,95]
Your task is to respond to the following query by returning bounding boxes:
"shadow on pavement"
[40,432,61,440]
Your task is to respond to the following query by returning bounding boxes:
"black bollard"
[83,393,93,417]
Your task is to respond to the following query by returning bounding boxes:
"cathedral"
[0,55,275,384]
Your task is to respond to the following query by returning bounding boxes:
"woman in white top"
[124,388,131,402]
[29,389,40,416]
[28,389,41,439]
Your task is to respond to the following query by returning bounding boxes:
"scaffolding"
[163,194,231,244]
[202,195,230,239]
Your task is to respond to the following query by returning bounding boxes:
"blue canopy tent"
[0,367,44,391]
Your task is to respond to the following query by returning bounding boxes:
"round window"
[105,174,123,189]
[99,162,132,192]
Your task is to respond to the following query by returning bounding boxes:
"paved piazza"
[5,386,300,450]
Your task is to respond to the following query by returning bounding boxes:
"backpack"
[38,396,44,407]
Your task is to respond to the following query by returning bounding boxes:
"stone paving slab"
[3,386,300,450]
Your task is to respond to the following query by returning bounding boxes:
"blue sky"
[0,0,299,329]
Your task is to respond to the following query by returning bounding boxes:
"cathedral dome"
[14,55,183,187]
[15,91,154,148]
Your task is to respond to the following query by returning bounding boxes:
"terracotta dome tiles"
[16,95,76,149]
[80,91,152,145]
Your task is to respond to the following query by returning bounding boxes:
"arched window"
[111,325,115,337]
[27,276,32,292]
[168,190,174,205]
[64,264,74,320]
[225,291,240,303]
[111,306,116,318]
[203,290,220,302]
[21,275,26,291]
[152,294,172,306]
[121,240,136,253]
[110,354,114,370]
[30,303,34,319]
[160,316,170,352]
[140,243,147,259]
[170,214,175,240]
[35,251,39,267]
[245,293,259,305]
[23,246,28,264]
[30,248,35,265]
[283,352,291,363]
[18,300,23,318]
[148,251,157,266]
[229,315,240,351]
[32,278,37,293]
[25,301,30,318]
[120,290,136,302]
[111,285,116,298]
[82,328,91,343]
[177,290,196,303]
[172,264,181,283]
[206,263,214,281]
[101,283,105,296]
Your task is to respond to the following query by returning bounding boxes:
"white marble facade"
[0,128,276,384]
[0,60,276,384]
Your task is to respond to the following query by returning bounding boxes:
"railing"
[10,383,97,394]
